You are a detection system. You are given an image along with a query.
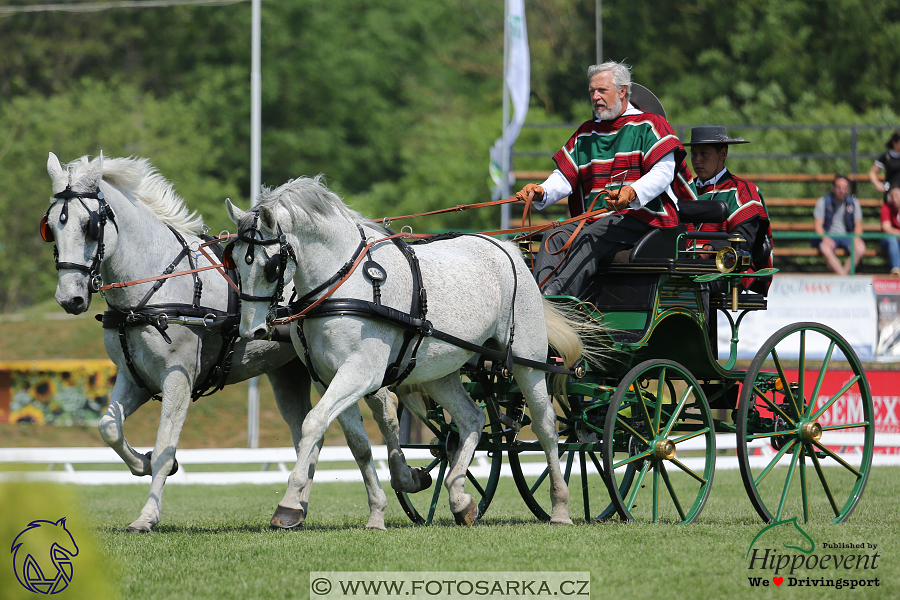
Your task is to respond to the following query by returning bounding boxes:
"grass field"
[2,467,898,600]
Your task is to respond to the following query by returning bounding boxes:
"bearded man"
[516,61,696,298]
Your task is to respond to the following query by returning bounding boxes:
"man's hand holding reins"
[516,183,545,204]
[606,184,637,212]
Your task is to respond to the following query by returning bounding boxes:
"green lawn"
[2,467,897,600]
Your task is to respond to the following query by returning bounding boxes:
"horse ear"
[259,205,279,232]
[47,152,68,193]
[225,198,246,225]
[83,151,104,191]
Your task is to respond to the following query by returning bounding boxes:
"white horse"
[226,176,600,525]
[43,153,396,532]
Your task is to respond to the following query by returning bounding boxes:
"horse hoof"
[270,505,305,529]
[144,451,179,476]
[125,523,152,534]
[452,499,479,526]
[412,467,432,492]
[550,518,574,526]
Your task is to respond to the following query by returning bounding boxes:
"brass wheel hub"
[654,439,676,460]
[429,437,442,457]
[801,421,823,442]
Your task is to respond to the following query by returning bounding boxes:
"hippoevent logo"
[11,518,79,594]
[746,518,881,590]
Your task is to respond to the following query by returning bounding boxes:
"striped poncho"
[553,113,697,227]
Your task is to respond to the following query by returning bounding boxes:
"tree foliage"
[1,0,899,310]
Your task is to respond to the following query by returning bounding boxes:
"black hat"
[682,126,749,146]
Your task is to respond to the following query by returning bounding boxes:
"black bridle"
[41,185,118,294]
[222,212,298,325]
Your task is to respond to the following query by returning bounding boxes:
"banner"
[717,275,879,361]
[873,277,900,361]
[0,360,117,426]
[489,0,530,198]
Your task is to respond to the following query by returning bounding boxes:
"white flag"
[490,0,530,198]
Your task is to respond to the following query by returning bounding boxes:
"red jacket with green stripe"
[553,113,697,227]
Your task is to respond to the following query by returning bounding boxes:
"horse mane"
[62,155,205,234]
[252,175,378,232]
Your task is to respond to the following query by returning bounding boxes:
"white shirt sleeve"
[629,152,676,208]
[531,169,573,210]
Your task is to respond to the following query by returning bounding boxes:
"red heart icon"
[773,577,783,586]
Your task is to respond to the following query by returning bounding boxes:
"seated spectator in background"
[881,187,900,276]
[868,130,900,200]
[813,175,865,276]
[684,126,773,293]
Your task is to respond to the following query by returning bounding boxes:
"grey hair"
[587,61,632,103]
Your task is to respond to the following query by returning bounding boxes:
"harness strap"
[303,299,576,376]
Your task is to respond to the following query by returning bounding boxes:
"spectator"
[684,125,773,293]
[515,61,696,297]
[881,187,900,276]
[868,130,900,200]
[813,175,865,275]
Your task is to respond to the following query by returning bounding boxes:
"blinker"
[222,242,237,270]
[40,214,54,243]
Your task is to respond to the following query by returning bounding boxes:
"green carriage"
[395,217,875,526]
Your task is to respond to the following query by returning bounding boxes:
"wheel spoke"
[822,422,869,431]
[810,375,862,421]
[659,462,686,521]
[654,367,666,435]
[798,330,807,415]
[466,470,486,497]
[668,457,707,485]
[652,465,660,522]
[615,416,649,445]
[588,452,606,479]
[662,386,692,438]
[808,340,837,413]
[626,462,650,511]
[775,446,801,521]
[529,465,551,496]
[613,449,652,470]
[427,459,448,524]
[811,439,863,478]
[753,386,797,426]
[809,449,841,517]
[422,457,442,472]
[799,445,809,523]
[580,452,591,522]
[753,439,797,487]
[672,427,710,445]
[563,449,575,483]
[746,428,799,441]
[772,348,802,420]
[635,385,656,436]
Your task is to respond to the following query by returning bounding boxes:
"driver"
[684,126,773,293]
[515,61,696,298]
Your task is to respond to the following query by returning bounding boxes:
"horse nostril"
[71,297,85,308]
[251,328,268,340]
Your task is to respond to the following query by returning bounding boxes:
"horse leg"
[126,367,193,533]
[363,388,432,494]
[421,374,485,526]
[515,365,573,525]
[98,375,154,476]
[273,364,380,529]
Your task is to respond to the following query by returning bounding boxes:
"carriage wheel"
[736,323,874,524]
[507,394,629,523]
[602,359,716,524]
[394,398,503,525]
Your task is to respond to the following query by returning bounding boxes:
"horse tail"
[542,298,608,369]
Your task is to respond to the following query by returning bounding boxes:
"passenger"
[867,130,900,201]
[813,175,866,276]
[515,60,696,298]
[880,187,900,276]
[684,126,773,293]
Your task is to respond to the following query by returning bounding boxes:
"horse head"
[43,152,117,314]
[225,198,298,340]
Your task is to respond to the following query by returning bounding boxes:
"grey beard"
[593,96,623,120]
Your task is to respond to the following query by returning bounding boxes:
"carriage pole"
[247,0,262,449]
